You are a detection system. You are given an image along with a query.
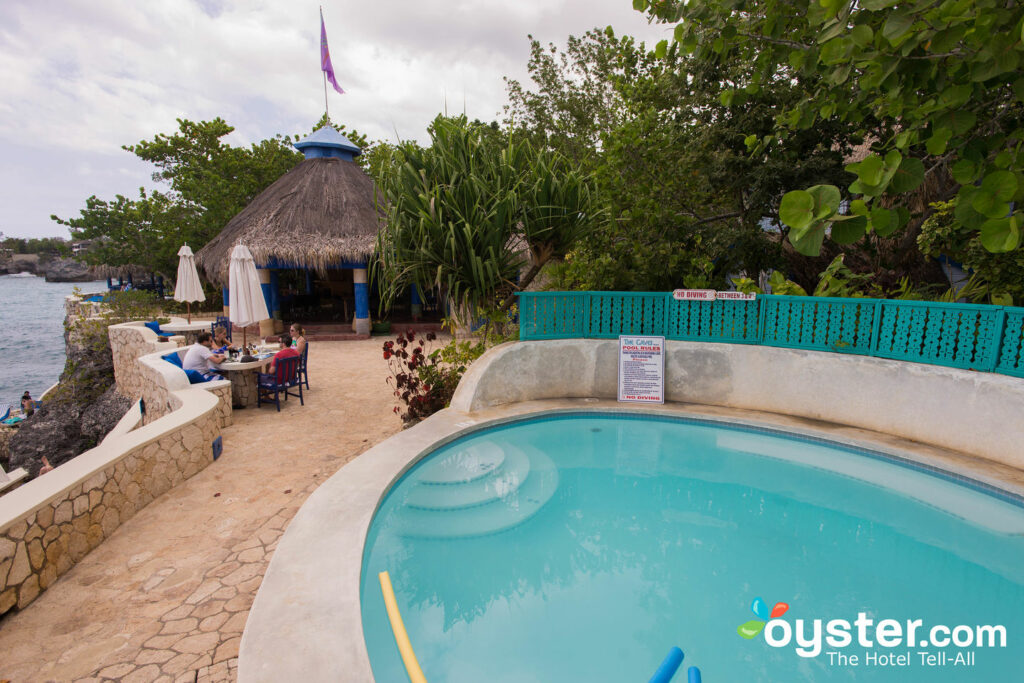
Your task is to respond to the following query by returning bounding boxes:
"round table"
[212,354,274,408]
[162,320,217,345]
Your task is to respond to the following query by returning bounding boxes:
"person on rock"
[21,391,34,417]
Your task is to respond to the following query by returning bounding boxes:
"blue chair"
[144,320,174,338]
[215,316,232,341]
[256,356,303,411]
[298,342,310,389]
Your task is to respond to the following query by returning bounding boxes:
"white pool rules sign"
[618,335,665,404]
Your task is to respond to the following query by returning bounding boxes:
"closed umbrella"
[174,244,205,323]
[228,244,269,348]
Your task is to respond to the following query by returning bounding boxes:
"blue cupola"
[294,125,362,161]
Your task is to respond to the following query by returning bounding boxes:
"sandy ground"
[0,339,400,682]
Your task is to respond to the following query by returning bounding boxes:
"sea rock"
[80,386,131,446]
[44,257,94,282]
[5,254,39,275]
[8,317,126,478]
[0,426,13,472]
[8,401,86,477]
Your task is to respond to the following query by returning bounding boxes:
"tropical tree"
[506,28,861,290]
[54,118,304,276]
[374,115,603,321]
[52,189,196,277]
[637,0,1024,259]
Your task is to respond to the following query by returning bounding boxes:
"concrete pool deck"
[0,339,399,682]
[239,337,1024,681]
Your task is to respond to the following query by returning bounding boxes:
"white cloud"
[0,0,668,237]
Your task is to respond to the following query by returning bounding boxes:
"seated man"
[183,331,226,381]
[266,333,300,383]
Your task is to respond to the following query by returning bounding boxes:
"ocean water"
[0,274,107,405]
[361,414,1024,682]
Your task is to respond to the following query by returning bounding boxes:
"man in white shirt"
[183,331,226,379]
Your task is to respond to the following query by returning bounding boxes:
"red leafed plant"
[383,330,450,425]
[383,329,485,425]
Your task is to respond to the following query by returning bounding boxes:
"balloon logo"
[737,597,790,639]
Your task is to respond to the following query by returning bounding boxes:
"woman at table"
[289,323,307,357]
[213,325,238,353]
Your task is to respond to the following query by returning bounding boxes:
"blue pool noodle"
[688,666,702,683]
[648,647,684,683]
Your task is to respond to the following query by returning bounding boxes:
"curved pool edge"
[237,399,1024,683]
[450,339,1024,468]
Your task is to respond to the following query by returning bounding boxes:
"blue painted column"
[411,284,422,321]
[305,270,313,295]
[269,270,281,320]
[222,287,230,316]
[257,268,274,337]
[353,266,370,335]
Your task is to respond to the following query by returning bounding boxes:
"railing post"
[664,293,673,339]
[869,299,883,355]
[755,295,767,344]
[583,292,592,339]
[989,308,1008,372]
[516,292,527,340]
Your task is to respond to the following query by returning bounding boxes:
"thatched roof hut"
[195,126,382,285]
[92,263,153,280]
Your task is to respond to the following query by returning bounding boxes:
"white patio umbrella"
[174,244,205,323]
[228,244,269,348]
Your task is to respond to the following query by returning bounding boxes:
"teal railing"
[516,292,1024,379]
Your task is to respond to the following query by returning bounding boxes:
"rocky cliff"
[3,253,39,274]
[1,254,97,281]
[7,313,130,478]
[44,257,95,282]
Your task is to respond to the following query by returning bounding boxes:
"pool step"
[416,442,506,485]
[396,445,559,538]
[405,446,531,510]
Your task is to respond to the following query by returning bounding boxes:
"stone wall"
[109,323,231,429]
[207,384,233,430]
[109,323,166,403]
[0,388,222,616]
[64,294,103,322]
[0,312,234,617]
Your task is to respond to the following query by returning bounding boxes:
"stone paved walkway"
[0,339,399,682]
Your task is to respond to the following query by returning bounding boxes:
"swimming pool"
[359,414,1024,682]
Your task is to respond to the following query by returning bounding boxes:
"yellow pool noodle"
[378,571,428,683]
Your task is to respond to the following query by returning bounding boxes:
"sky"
[0,0,668,239]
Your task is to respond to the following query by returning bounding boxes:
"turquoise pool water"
[360,414,1024,682]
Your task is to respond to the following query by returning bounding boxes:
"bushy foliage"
[374,115,603,323]
[383,330,485,425]
[918,200,1024,305]
[0,234,71,257]
[505,28,858,291]
[639,0,1024,259]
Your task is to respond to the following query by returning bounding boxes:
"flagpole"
[321,6,329,123]
[323,71,330,123]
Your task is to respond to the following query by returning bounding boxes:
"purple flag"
[320,10,345,95]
